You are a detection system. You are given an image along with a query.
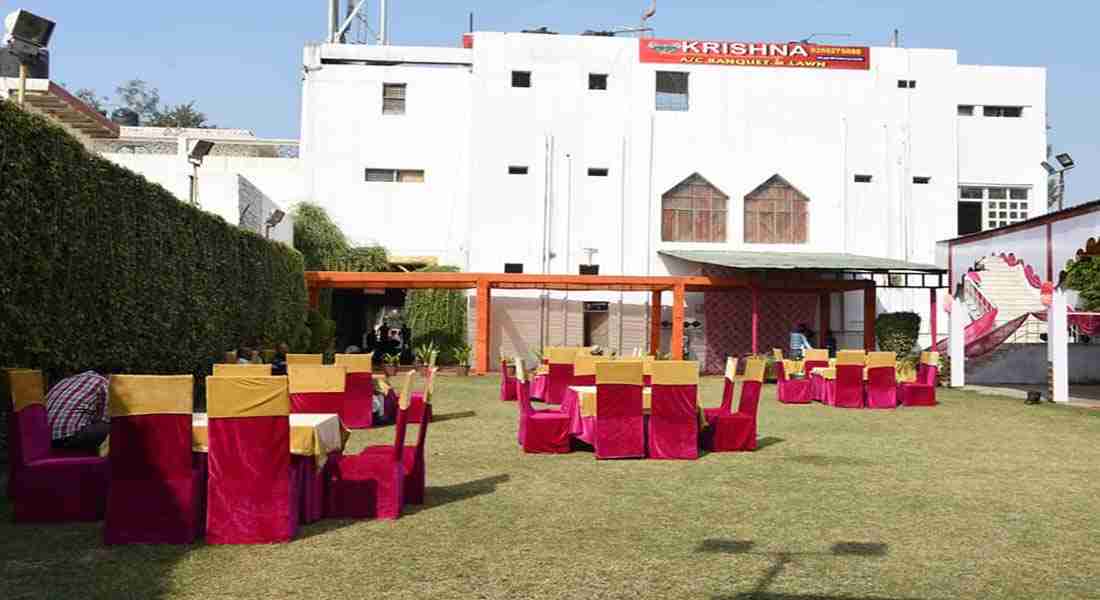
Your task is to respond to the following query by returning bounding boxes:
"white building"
[298,30,1046,369]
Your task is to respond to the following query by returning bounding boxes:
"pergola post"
[649,290,662,355]
[671,283,685,359]
[751,286,760,355]
[1047,287,1069,403]
[929,288,938,348]
[819,292,831,346]
[863,281,877,351]
[475,278,492,374]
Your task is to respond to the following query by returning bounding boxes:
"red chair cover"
[342,372,376,429]
[832,365,864,409]
[899,354,939,407]
[707,359,765,452]
[594,362,644,459]
[775,361,811,404]
[104,375,201,544]
[500,359,516,401]
[288,365,347,422]
[518,385,571,453]
[326,371,415,519]
[9,370,107,522]
[865,369,898,409]
[545,363,574,405]
[647,362,699,460]
[703,358,737,423]
[205,376,298,544]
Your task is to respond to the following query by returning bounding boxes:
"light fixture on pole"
[1042,152,1074,211]
[187,140,215,207]
[264,209,286,239]
[3,9,55,106]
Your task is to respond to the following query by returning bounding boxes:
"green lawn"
[2,377,1099,599]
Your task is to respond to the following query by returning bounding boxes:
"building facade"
[298,31,1046,365]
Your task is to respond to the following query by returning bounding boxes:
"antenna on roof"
[891,28,900,48]
[799,32,852,44]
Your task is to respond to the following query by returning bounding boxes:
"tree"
[292,202,351,271]
[74,88,108,114]
[115,79,161,124]
[147,101,210,128]
[1064,256,1100,312]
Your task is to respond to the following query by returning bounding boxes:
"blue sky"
[16,0,1099,203]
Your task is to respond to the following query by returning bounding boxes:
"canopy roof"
[659,250,944,274]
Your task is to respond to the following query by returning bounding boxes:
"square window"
[897,80,908,88]
[1010,188,1029,200]
[365,168,396,182]
[958,105,975,116]
[999,202,1007,209]
[656,71,689,111]
[960,186,983,199]
[913,176,931,184]
[588,73,608,90]
[382,83,406,115]
[988,188,1007,200]
[999,211,1007,218]
[1020,202,1029,210]
[587,168,609,177]
[1010,202,1018,209]
[909,80,917,88]
[1010,212,1018,219]
[512,71,532,88]
[508,166,529,175]
[854,174,873,183]
[397,169,425,183]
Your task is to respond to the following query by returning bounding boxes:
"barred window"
[382,83,406,115]
[744,174,809,244]
[661,173,727,242]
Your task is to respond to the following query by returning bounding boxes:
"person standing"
[789,323,814,359]
[271,342,290,376]
[46,371,110,452]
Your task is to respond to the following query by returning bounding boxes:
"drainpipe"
[562,152,573,345]
[618,134,628,355]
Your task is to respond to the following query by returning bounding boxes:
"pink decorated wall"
[703,289,817,374]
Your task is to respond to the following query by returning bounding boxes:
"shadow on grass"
[431,410,477,423]
[714,594,926,600]
[406,474,510,514]
[757,436,785,450]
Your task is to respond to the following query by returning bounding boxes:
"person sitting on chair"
[271,342,290,375]
[46,370,111,452]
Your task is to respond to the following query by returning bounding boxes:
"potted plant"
[382,353,400,377]
[454,344,472,376]
[414,341,438,377]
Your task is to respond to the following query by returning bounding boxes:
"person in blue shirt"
[790,323,814,359]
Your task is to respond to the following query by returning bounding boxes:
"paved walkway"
[967,384,1100,408]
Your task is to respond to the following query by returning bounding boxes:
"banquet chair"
[832,351,867,409]
[335,353,377,429]
[594,361,645,459]
[703,357,738,423]
[104,375,201,544]
[801,349,830,378]
[205,375,298,543]
[517,358,572,453]
[865,352,898,409]
[8,369,109,522]
[362,368,435,505]
[775,358,812,404]
[899,352,939,407]
[705,358,766,452]
[571,354,598,387]
[326,371,415,520]
[648,361,700,460]
[288,365,348,418]
[513,357,532,415]
[499,353,517,401]
[212,364,272,377]
[544,347,579,405]
[286,353,324,366]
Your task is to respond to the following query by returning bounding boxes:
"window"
[508,166,529,175]
[958,105,975,116]
[382,83,406,115]
[511,71,531,88]
[587,168,609,177]
[744,174,809,244]
[588,73,608,90]
[913,176,931,184]
[656,71,689,111]
[908,80,917,89]
[854,174,873,183]
[661,173,727,242]
[984,105,1023,118]
[957,186,1030,231]
[897,80,916,89]
[365,168,425,183]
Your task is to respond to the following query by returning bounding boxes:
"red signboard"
[640,38,870,70]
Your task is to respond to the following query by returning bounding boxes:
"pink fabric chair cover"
[342,372,376,429]
[594,363,645,459]
[500,359,516,401]
[295,453,336,523]
[530,373,548,400]
[518,385,571,453]
[104,375,202,544]
[865,357,898,409]
[9,370,108,522]
[647,362,699,460]
[775,361,811,404]
[832,365,864,409]
[802,360,829,378]
[703,358,737,423]
[205,377,299,544]
[290,392,344,415]
[407,368,436,424]
[899,355,939,407]
[545,363,574,405]
[706,359,765,452]
[288,366,347,422]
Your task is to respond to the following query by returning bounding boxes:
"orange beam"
[863,282,877,351]
[475,278,492,374]
[671,283,685,360]
[650,290,662,355]
[305,271,684,292]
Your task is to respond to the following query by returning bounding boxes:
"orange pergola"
[305,271,881,374]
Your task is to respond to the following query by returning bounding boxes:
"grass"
[2,377,1100,599]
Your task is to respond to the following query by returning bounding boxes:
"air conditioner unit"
[579,264,599,275]
[504,263,523,273]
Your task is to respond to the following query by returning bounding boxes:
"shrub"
[1064,255,1100,311]
[874,312,921,356]
[403,265,468,364]
[0,101,308,383]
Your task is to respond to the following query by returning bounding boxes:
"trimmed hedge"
[403,265,467,364]
[0,100,308,382]
[874,312,921,356]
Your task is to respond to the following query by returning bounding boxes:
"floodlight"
[265,209,286,227]
[1055,153,1074,169]
[189,140,215,162]
[1040,161,1056,176]
[4,10,55,56]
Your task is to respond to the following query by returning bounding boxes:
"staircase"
[973,257,1045,343]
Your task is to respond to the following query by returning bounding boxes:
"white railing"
[963,275,996,321]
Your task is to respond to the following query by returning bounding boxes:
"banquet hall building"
[298,30,1047,370]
